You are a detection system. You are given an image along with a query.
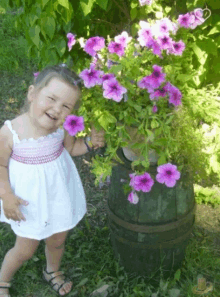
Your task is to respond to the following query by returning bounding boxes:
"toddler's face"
[28,78,80,132]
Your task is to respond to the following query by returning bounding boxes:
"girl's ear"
[27,85,36,102]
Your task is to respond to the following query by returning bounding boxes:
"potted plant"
[62,2,214,277]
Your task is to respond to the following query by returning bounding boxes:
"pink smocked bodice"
[4,120,65,165]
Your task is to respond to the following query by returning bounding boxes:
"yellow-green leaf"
[57,0,69,9]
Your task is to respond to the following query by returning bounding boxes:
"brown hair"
[19,64,83,115]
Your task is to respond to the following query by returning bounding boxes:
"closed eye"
[48,97,69,109]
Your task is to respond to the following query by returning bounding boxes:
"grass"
[0,5,220,297]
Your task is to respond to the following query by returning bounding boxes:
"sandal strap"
[0,282,11,288]
[45,271,64,284]
[52,278,72,293]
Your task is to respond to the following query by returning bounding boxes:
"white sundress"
[0,120,87,240]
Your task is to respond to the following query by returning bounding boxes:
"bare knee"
[44,231,68,249]
[13,236,40,261]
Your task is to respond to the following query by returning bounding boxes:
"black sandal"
[0,282,11,297]
[42,267,73,296]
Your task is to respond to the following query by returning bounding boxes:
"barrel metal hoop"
[107,202,196,233]
[110,224,194,249]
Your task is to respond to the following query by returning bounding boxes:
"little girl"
[0,64,105,296]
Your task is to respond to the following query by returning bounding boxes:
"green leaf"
[29,14,39,27]
[52,37,66,57]
[80,0,95,16]
[191,43,208,65]
[40,17,55,40]
[151,119,159,129]
[42,0,50,8]
[110,65,123,75]
[130,7,137,21]
[96,0,108,10]
[98,112,117,130]
[157,154,166,165]
[57,0,69,9]
[29,25,40,48]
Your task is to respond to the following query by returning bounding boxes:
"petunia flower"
[151,18,174,37]
[164,83,182,106]
[128,192,139,204]
[34,72,39,78]
[108,41,125,57]
[114,31,132,48]
[63,115,84,136]
[152,105,158,113]
[66,33,76,51]
[157,34,173,50]
[144,65,166,89]
[189,9,206,29]
[103,78,127,102]
[132,172,154,192]
[156,163,181,187]
[101,73,115,84]
[149,87,167,100]
[137,76,154,93]
[139,0,153,6]
[178,13,195,28]
[167,40,185,56]
[84,36,105,57]
[137,22,153,46]
[79,65,104,88]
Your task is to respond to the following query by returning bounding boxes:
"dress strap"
[4,120,20,144]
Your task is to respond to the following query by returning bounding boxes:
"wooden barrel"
[107,148,196,278]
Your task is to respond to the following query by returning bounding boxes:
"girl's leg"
[0,236,40,294]
[44,230,73,295]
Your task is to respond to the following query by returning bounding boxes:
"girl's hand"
[3,194,28,222]
[91,125,106,150]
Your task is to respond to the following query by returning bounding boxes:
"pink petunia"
[66,33,76,51]
[79,65,104,88]
[132,172,154,192]
[157,34,173,50]
[128,192,139,204]
[139,0,153,6]
[156,163,181,187]
[63,115,84,136]
[34,72,39,78]
[149,87,167,100]
[178,13,195,28]
[167,40,185,56]
[152,105,158,113]
[114,31,132,48]
[103,78,127,102]
[101,73,115,84]
[84,36,105,57]
[164,83,182,106]
[108,41,125,57]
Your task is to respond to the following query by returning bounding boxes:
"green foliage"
[194,184,220,207]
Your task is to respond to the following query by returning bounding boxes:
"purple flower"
[79,65,104,88]
[115,31,132,47]
[66,33,76,51]
[129,173,136,188]
[156,163,181,187]
[178,13,195,28]
[108,41,125,57]
[146,39,163,58]
[149,87,167,100]
[189,9,206,29]
[137,77,154,93]
[63,115,84,136]
[138,22,153,46]
[148,65,166,89]
[167,40,185,56]
[128,191,139,204]
[132,172,154,192]
[84,36,105,57]
[157,34,173,50]
[151,18,174,37]
[34,72,39,78]
[152,105,158,113]
[101,73,115,84]
[164,83,182,106]
[139,0,153,6]
[103,78,127,102]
